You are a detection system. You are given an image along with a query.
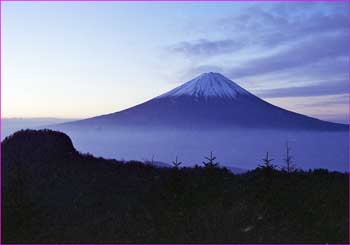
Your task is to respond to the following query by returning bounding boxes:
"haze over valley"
[42,73,348,172]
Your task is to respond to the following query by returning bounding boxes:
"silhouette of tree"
[172,156,182,168]
[151,154,155,165]
[3,130,348,244]
[259,152,277,170]
[283,142,296,174]
[202,151,219,168]
[144,154,155,165]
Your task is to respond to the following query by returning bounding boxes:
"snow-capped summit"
[58,72,348,131]
[51,72,348,172]
[157,72,250,99]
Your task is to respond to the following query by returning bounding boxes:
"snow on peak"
[157,72,250,99]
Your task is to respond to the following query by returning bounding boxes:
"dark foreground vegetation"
[2,130,349,244]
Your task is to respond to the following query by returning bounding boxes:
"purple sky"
[3,2,349,123]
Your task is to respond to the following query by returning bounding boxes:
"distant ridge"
[57,72,348,131]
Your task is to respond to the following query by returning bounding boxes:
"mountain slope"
[48,73,348,171]
[60,72,347,131]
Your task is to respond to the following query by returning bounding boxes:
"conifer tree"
[202,151,219,168]
[172,156,182,168]
[283,142,296,174]
[259,152,277,170]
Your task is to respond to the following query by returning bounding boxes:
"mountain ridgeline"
[59,72,347,130]
[48,72,348,172]
[2,130,349,243]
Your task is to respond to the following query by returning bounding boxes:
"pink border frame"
[0,0,349,1]
[0,0,349,244]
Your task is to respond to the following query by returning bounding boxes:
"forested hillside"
[2,130,349,243]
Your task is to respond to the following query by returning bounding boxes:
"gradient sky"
[2,2,349,123]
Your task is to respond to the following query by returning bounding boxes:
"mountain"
[59,72,347,131]
[50,72,348,172]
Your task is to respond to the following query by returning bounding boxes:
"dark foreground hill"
[2,130,349,243]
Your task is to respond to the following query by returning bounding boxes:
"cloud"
[170,39,244,57]
[227,32,348,78]
[255,80,348,98]
[170,3,348,59]
[295,94,349,124]
[168,2,348,115]
[218,4,348,48]
[305,95,349,107]
[174,3,348,101]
